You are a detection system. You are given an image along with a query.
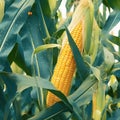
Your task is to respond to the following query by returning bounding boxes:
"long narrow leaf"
[102,11,120,35]
[108,34,120,46]
[103,47,115,72]
[0,72,72,111]
[27,102,68,120]
[16,13,50,77]
[68,75,97,119]
[34,44,61,54]
[27,77,97,120]
[0,0,35,71]
[36,0,50,38]
[69,74,97,103]
[65,26,90,80]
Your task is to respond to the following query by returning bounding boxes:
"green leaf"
[0,0,35,71]
[94,0,103,13]
[66,0,74,13]
[69,74,97,106]
[111,62,120,78]
[0,72,72,112]
[68,98,83,120]
[93,46,104,66]
[102,39,115,53]
[48,0,62,16]
[107,109,120,120]
[87,20,100,64]
[10,35,28,73]
[108,34,120,46]
[40,0,62,17]
[34,44,61,54]
[67,75,97,119]
[103,0,111,9]
[102,11,120,38]
[47,89,73,112]
[52,28,65,39]
[0,72,52,95]
[108,0,120,11]
[36,0,50,38]
[94,0,104,28]
[83,1,94,54]
[0,85,6,112]
[90,66,101,81]
[65,26,90,81]
[13,97,22,120]
[37,0,59,36]
[27,102,69,120]
[103,47,115,72]
[113,52,120,61]
[18,10,51,78]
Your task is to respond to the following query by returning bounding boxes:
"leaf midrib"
[0,0,29,51]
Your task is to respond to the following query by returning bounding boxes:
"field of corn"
[0,0,120,120]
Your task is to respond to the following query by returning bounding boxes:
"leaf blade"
[65,26,90,81]
[34,44,61,54]
[0,0,35,71]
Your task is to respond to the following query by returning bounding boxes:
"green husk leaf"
[83,1,94,54]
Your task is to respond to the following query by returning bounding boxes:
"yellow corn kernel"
[46,22,83,107]
[46,0,93,107]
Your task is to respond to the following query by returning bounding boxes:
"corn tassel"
[46,0,94,107]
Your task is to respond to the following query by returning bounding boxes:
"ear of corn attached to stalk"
[0,0,5,22]
[46,0,94,107]
[46,22,83,107]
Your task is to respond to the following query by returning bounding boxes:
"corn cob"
[46,21,83,107]
[46,0,93,107]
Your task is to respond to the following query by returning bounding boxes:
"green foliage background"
[0,0,120,120]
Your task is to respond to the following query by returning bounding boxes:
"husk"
[62,0,94,53]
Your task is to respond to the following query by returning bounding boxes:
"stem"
[31,53,44,110]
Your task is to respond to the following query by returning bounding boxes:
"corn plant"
[0,0,120,120]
